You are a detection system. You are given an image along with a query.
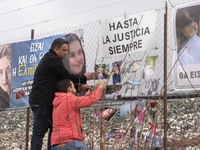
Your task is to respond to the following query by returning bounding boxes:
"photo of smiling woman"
[63,33,86,75]
[63,33,86,96]
[0,44,11,109]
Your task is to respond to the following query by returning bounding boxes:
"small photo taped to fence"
[121,60,142,74]
[91,107,118,122]
[135,99,146,124]
[120,99,146,123]
[94,64,110,80]
[118,80,140,98]
[139,78,160,96]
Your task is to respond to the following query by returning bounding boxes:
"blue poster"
[10,34,65,108]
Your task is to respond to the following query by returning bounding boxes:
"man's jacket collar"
[49,49,57,55]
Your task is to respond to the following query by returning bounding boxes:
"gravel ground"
[0,99,200,150]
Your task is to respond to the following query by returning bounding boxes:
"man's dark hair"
[56,79,72,93]
[51,38,68,50]
[176,9,193,30]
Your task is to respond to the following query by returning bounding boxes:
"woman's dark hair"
[63,33,86,75]
[176,9,193,30]
[56,79,72,93]
[51,38,68,50]
[176,5,200,30]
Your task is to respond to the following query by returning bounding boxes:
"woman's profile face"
[68,40,84,74]
[0,56,11,93]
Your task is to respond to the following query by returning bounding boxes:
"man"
[29,38,96,150]
[51,79,105,150]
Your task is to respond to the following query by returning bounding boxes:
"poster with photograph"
[63,30,86,75]
[104,84,121,100]
[62,31,87,96]
[120,101,135,121]
[112,60,122,85]
[10,34,65,108]
[91,107,118,122]
[101,10,157,59]
[121,60,142,74]
[143,129,163,148]
[143,55,158,79]
[139,78,160,96]
[119,81,140,97]
[120,99,146,123]
[135,99,146,123]
[94,64,110,79]
[112,60,123,70]
[148,79,160,96]
[173,2,200,90]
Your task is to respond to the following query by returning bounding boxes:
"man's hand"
[95,79,105,100]
[96,79,105,89]
[80,84,92,92]
[84,72,98,80]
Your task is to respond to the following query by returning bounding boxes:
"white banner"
[101,10,157,59]
[172,2,200,90]
[175,64,200,89]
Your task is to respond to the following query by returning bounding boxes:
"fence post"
[164,1,168,149]
[25,29,34,150]
[26,107,30,150]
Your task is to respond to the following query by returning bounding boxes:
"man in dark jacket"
[29,38,95,150]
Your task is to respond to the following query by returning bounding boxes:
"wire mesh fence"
[0,2,200,150]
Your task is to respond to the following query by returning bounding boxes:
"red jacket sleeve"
[70,88,103,109]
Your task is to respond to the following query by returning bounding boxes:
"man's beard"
[72,90,77,95]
